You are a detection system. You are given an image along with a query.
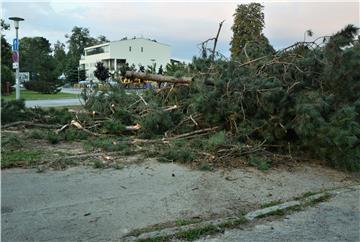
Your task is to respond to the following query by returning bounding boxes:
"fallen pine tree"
[2,24,359,171]
[123,71,193,84]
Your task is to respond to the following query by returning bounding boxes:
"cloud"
[2,1,359,59]
[263,2,359,48]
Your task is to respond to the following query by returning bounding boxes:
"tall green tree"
[19,37,62,93]
[1,19,15,94]
[64,26,108,82]
[230,3,273,59]
[53,41,67,78]
[20,37,56,81]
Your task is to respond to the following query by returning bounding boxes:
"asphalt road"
[199,188,360,242]
[60,87,82,95]
[1,160,357,241]
[25,98,83,108]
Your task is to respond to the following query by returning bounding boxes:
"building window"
[129,46,131,52]
[141,47,143,52]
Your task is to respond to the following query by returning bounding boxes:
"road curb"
[123,184,359,241]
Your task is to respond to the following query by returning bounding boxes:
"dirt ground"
[2,156,358,241]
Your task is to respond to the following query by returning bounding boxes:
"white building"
[79,37,171,81]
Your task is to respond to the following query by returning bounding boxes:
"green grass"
[2,90,79,101]
[132,216,248,242]
[1,150,45,168]
[260,200,283,208]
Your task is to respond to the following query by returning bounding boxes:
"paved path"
[1,161,356,241]
[198,188,360,242]
[61,87,82,95]
[25,98,83,108]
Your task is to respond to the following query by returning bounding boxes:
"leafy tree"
[1,65,15,95]
[1,19,15,94]
[230,3,274,59]
[20,37,56,80]
[158,65,163,75]
[53,41,67,78]
[96,35,110,44]
[146,63,156,74]
[65,26,109,83]
[138,65,145,72]
[19,37,62,93]
[66,27,97,62]
[165,61,188,76]
[94,62,109,82]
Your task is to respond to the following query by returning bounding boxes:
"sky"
[1,0,359,61]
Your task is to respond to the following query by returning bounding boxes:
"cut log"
[124,71,192,84]
[2,121,61,129]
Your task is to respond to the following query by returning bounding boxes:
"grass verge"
[2,90,79,101]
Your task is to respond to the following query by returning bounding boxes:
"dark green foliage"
[230,3,274,59]
[140,109,175,138]
[20,37,59,92]
[64,26,106,83]
[104,119,125,134]
[1,65,15,94]
[23,79,63,94]
[1,37,15,94]
[28,129,47,139]
[1,99,28,123]
[1,133,24,150]
[92,160,105,169]
[94,62,110,82]
[161,146,195,163]
[248,155,272,171]
[62,128,89,141]
[205,131,226,150]
[80,23,359,171]
[1,99,74,125]
[165,61,190,77]
[158,65,164,75]
[53,41,67,78]
[47,131,60,144]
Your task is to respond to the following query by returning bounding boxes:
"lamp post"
[9,17,24,100]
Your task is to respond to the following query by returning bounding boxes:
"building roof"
[84,37,170,50]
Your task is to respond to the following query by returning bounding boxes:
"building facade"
[79,38,171,81]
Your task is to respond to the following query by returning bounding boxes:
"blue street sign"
[12,38,18,51]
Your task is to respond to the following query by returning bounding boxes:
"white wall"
[79,38,171,81]
[109,38,170,69]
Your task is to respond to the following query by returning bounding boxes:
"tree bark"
[124,71,192,84]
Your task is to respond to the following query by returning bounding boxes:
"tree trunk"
[124,71,192,84]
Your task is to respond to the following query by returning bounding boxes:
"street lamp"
[9,17,24,100]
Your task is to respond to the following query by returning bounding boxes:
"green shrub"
[198,161,213,171]
[248,155,272,171]
[88,138,128,151]
[24,79,62,94]
[1,133,24,150]
[2,150,44,168]
[1,65,15,95]
[104,119,125,134]
[28,129,47,139]
[205,131,226,150]
[92,160,105,169]
[140,109,175,138]
[62,128,89,141]
[161,146,195,163]
[47,131,60,144]
[1,99,28,124]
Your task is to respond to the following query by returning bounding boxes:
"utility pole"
[9,17,24,100]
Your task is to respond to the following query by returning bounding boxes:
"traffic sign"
[12,52,18,62]
[12,38,18,51]
[12,62,19,69]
